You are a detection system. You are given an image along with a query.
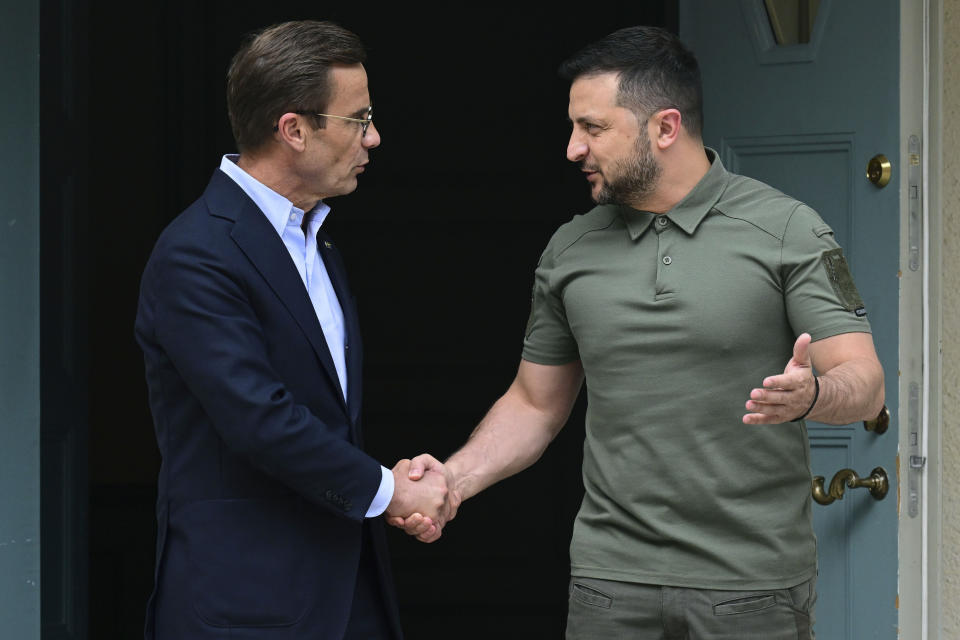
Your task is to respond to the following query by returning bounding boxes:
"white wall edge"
[898,0,943,637]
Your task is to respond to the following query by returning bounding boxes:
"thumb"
[792,333,812,366]
[407,453,441,480]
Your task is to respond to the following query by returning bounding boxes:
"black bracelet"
[792,376,820,422]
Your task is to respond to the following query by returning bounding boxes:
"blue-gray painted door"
[680,2,900,638]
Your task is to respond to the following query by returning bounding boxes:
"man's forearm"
[446,392,561,502]
[388,361,583,543]
[808,357,885,425]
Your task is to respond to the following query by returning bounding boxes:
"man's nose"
[567,134,587,162]
[363,121,381,149]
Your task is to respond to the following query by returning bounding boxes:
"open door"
[680,1,900,637]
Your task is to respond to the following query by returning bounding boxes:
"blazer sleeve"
[138,231,382,521]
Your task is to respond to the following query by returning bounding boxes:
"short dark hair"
[226,20,366,153]
[558,26,703,138]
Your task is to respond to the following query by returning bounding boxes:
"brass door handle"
[812,467,889,505]
[863,405,890,434]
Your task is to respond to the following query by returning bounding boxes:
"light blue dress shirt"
[219,155,393,517]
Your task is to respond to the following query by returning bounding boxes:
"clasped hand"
[384,454,460,543]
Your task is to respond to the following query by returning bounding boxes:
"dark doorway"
[81,3,676,638]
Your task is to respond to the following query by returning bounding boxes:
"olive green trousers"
[565,575,816,640]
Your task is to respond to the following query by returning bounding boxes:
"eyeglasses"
[292,105,373,137]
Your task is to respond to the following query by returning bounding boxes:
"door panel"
[721,134,855,250]
[680,2,900,638]
[807,427,857,638]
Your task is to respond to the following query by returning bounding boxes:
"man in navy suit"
[135,20,451,640]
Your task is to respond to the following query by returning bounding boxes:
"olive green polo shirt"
[523,150,870,590]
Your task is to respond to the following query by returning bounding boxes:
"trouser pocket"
[570,582,613,609]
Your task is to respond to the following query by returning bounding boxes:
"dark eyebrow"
[573,116,604,126]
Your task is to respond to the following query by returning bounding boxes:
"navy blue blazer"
[135,169,402,639]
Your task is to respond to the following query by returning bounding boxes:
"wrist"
[792,376,820,422]
[444,458,471,502]
[386,466,411,515]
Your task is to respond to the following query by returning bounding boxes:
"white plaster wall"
[942,0,960,636]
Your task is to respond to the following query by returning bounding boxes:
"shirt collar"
[219,154,331,235]
[619,147,728,239]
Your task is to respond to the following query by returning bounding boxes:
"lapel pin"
[323,241,332,249]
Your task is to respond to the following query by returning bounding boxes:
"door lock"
[866,154,892,187]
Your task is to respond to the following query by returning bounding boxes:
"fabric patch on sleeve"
[821,248,865,312]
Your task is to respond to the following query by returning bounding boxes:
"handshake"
[384,454,460,543]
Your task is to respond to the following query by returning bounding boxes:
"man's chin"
[589,183,607,204]
[593,187,615,205]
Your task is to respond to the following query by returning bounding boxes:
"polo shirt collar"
[619,147,728,240]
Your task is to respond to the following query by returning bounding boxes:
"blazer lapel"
[205,171,348,414]
[317,230,363,427]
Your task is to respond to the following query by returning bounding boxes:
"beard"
[592,127,662,206]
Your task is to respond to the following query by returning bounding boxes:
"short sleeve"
[521,238,580,364]
[782,204,872,341]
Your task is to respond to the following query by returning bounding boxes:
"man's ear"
[652,108,682,150]
[276,112,310,152]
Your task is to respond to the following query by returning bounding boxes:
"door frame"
[0,2,41,639]
[898,0,943,637]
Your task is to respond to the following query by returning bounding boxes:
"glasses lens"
[362,107,373,136]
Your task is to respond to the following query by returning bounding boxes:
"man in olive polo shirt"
[391,26,884,639]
